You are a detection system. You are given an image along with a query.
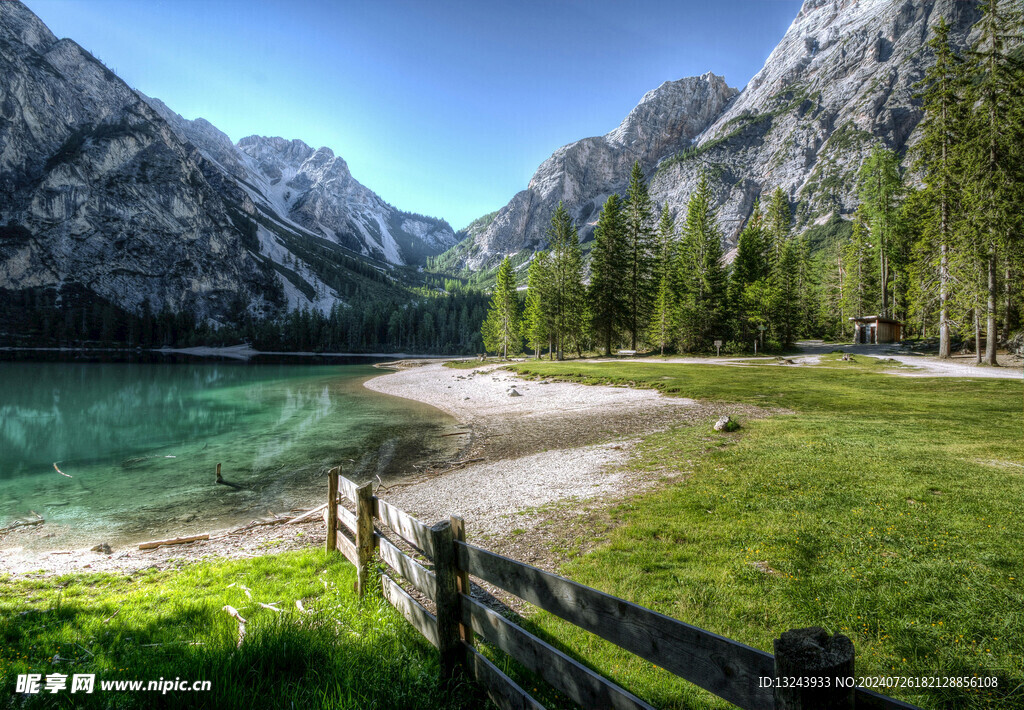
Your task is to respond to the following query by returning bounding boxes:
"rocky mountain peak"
[237,135,316,171]
[0,1,57,53]
[606,73,738,155]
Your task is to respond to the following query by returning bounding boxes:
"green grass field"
[3,355,1020,709]
[506,354,1023,709]
[0,551,485,709]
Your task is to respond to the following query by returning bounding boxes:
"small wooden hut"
[849,316,903,344]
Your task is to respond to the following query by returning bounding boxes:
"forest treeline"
[482,4,1023,360]
[0,284,488,355]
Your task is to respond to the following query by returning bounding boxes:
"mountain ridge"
[446,0,982,273]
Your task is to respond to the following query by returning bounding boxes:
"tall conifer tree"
[622,161,657,350]
[729,202,770,344]
[523,251,552,358]
[547,202,586,359]
[648,203,677,355]
[964,0,1023,364]
[676,174,727,351]
[858,145,903,318]
[481,257,521,358]
[914,16,968,358]
[589,193,626,356]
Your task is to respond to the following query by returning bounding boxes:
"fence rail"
[323,467,920,710]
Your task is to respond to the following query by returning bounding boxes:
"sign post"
[714,339,722,357]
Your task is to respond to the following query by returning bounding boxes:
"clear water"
[0,358,454,549]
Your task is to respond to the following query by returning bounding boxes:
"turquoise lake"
[0,358,454,550]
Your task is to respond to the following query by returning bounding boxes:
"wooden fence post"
[430,520,462,680]
[326,467,339,554]
[773,626,855,710]
[450,515,473,647]
[355,481,374,597]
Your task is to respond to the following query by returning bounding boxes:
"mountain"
[0,1,459,328]
[457,73,738,270]
[140,95,458,267]
[0,1,280,324]
[447,0,982,272]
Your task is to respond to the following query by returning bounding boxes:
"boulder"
[714,415,739,432]
[91,542,112,555]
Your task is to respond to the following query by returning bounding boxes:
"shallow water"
[0,358,455,549]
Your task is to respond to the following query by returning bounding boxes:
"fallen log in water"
[138,533,210,550]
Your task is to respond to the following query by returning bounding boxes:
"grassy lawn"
[0,551,486,709]
[506,354,1023,709]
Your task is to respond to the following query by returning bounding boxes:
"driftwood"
[222,605,247,647]
[287,504,328,525]
[258,602,282,612]
[138,533,210,550]
[439,431,472,437]
[102,607,122,624]
[229,517,293,534]
[1,516,44,533]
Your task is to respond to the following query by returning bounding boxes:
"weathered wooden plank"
[456,541,774,710]
[336,470,359,504]
[335,529,358,567]
[336,504,357,534]
[462,595,654,710]
[376,531,437,600]
[381,571,438,648]
[376,498,435,558]
[432,521,461,680]
[462,642,546,710]
[855,687,923,710]
[450,515,473,645]
[356,482,375,597]
[326,469,338,553]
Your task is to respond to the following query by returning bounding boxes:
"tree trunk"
[974,309,982,365]
[1004,262,1013,340]
[938,241,951,358]
[985,249,998,366]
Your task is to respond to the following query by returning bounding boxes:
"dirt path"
[600,340,1022,380]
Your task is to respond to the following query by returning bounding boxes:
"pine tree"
[858,144,903,318]
[523,251,552,358]
[766,187,792,266]
[547,202,586,359]
[963,0,1023,364]
[914,15,969,358]
[729,203,771,344]
[648,203,677,355]
[481,257,521,358]
[841,207,879,324]
[676,173,727,351]
[589,193,626,356]
[622,161,657,350]
[773,238,802,346]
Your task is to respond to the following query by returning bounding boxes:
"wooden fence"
[323,468,920,710]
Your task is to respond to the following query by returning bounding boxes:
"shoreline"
[0,344,455,362]
[1,360,763,576]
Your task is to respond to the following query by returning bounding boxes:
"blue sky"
[28,0,802,229]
